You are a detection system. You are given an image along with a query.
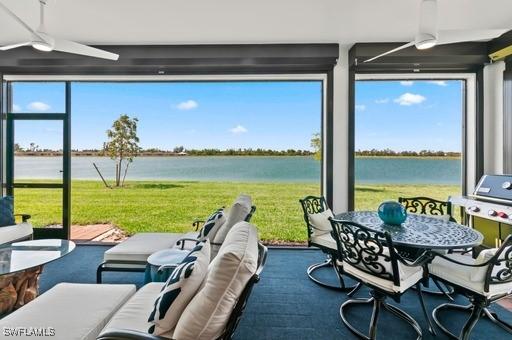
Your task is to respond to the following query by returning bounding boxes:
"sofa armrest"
[14,214,31,223]
[98,329,165,340]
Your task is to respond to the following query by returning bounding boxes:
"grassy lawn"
[14,180,460,243]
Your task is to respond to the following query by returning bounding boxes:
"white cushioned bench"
[0,283,135,340]
[97,232,198,283]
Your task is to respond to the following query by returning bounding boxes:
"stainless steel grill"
[450,175,512,247]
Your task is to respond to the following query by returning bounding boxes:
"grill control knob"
[498,212,509,219]
[502,181,512,190]
[488,210,498,217]
[468,206,480,213]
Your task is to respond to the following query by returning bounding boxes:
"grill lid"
[471,174,512,204]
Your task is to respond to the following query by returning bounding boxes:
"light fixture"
[415,33,437,50]
[32,40,53,52]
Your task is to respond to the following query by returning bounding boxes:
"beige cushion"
[100,283,167,338]
[104,233,186,264]
[174,221,258,340]
[213,195,252,244]
[310,232,337,250]
[0,222,33,245]
[429,253,512,298]
[148,241,210,337]
[0,283,135,340]
[345,260,423,293]
[308,209,334,236]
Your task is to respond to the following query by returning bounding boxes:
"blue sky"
[355,80,462,152]
[11,79,461,152]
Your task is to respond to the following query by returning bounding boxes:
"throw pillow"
[308,209,334,236]
[148,240,210,336]
[0,196,15,227]
[198,208,226,241]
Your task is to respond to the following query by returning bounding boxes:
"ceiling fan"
[0,0,119,60]
[364,0,508,63]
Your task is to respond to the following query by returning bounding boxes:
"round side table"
[144,248,189,283]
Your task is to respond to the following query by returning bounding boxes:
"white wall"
[483,61,506,175]
[331,45,350,212]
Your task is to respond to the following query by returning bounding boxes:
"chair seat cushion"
[428,254,512,298]
[148,241,210,337]
[0,222,33,245]
[104,233,188,263]
[310,232,337,251]
[344,260,423,293]
[100,283,168,338]
[0,283,135,340]
[173,221,259,340]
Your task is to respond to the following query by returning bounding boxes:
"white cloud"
[27,101,51,111]
[355,104,366,111]
[375,98,389,104]
[229,125,248,135]
[394,93,426,106]
[400,81,414,86]
[428,80,448,86]
[12,104,21,112]
[177,100,198,110]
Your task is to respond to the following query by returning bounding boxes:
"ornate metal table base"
[0,266,41,315]
[307,255,361,295]
[433,302,512,339]
[340,290,424,340]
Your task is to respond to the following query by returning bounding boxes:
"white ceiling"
[0,0,511,46]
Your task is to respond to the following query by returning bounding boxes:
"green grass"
[14,180,460,243]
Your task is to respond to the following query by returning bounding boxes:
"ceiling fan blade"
[0,2,45,41]
[0,41,31,51]
[53,38,119,60]
[363,41,416,63]
[437,29,508,45]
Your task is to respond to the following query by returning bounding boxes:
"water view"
[14,156,461,184]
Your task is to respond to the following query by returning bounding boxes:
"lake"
[13,156,461,184]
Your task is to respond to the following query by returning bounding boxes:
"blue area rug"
[39,245,511,340]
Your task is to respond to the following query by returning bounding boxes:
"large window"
[354,79,464,211]
[8,80,324,243]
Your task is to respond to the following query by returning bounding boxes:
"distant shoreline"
[14,153,461,159]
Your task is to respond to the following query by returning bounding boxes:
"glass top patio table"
[0,239,75,275]
[334,211,483,250]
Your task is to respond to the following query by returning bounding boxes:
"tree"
[310,133,321,161]
[104,115,141,187]
[173,146,185,153]
[29,142,39,152]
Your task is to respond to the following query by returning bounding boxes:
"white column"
[331,45,350,212]
[483,61,506,175]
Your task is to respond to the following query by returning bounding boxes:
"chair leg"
[307,255,359,292]
[347,282,363,298]
[460,304,483,340]
[483,308,512,334]
[369,298,382,339]
[416,282,437,335]
[96,263,104,283]
[432,303,476,339]
[340,291,422,340]
[382,302,422,339]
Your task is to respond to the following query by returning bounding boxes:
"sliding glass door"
[4,81,71,239]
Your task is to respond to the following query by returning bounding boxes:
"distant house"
[177,151,188,156]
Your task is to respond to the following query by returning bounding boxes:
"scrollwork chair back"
[299,196,329,243]
[330,219,401,287]
[399,196,455,222]
[484,235,512,292]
